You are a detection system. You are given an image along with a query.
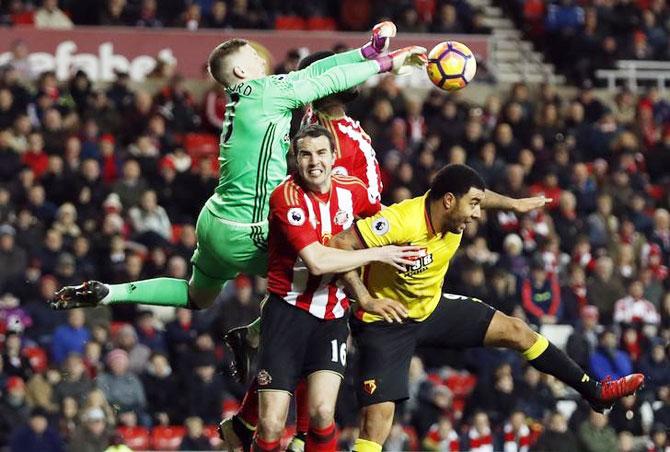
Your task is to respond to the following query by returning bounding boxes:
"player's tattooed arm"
[482,189,552,213]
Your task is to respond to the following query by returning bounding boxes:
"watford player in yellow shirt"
[329,164,644,452]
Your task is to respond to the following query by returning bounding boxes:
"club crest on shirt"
[287,207,306,226]
[372,217,390,236]
[257,369,272,386]
[334,209,351,226]
[363,379,377,395]
[332,166,348,176]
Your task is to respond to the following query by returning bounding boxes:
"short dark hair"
[291,124,336,155]
[298,50,334,70]
[298,50,358,108]
[208,39,248,86]
[429,164,486,201]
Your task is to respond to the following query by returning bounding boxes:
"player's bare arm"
[329,229,409,323]
[298,241,419,275]
[482,189,552,213]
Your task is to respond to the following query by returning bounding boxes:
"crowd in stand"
[501,0,670,84]
[0,0,492,34]
[0,35,670,451]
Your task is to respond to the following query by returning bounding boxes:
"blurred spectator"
[67,407,111,452]
[589,328,633,380]
[96,349,147,421]
[587,256,626,324]
[519,256,561,326]
[112,160,148,210]
[637,338,670,394]
[178,416,210,450]
[185,351,225,424]
[566,305,600,370]
[533,411,579,452]
[465,411,494,451]
[9,407,63,452]
[609,394,646,435]
[211,275,259,339]
[0,376,30,445]
[421,416,459,451]
[613,279,661,327]
[577,411,617,452]
[34,0,74,29]
[114,324,150,375]
[502,409,530,451]
[0,224,26,290]
[53,353,95,406]
[141,352,181,424]
[51,309,90,366]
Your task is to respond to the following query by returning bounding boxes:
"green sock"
[103,278,189,307]
[247,317,261,336]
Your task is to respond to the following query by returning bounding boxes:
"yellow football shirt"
[354,193,463,322]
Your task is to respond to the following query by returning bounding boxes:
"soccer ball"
[426,41,477,91]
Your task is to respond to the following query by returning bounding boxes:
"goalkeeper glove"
[375,46,428,75]
[361,21,397,59]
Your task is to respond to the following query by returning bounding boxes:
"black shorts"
[351,293,496,406]
[257,293,350,393]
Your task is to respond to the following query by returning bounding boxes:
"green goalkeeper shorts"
[189,206,269,289]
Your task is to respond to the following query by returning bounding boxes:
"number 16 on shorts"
[330,339,347,366]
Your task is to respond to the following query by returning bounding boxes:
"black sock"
[528,341,599,400]
[233,415,255,452]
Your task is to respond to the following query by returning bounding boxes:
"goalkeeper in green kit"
[51,24,426,313]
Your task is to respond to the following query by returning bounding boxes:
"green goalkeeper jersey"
[205,49,378,229]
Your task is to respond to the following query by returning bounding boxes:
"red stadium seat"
[183,133,219,160]
[116,426,150,450]
[151,425,186,450]
[171,224,184,244]
[203,425,224,448]
[306,16,337,30]
[12,12,34,25]
[222,399,240,418]
[275,15,306,30]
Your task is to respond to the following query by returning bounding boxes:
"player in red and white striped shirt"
[252,125,417,452]
[300,50,383,207]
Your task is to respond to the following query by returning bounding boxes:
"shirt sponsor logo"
[287,207,306,226]
[334,209,351,226]
[332,166,348,176]
[372,217,389,236]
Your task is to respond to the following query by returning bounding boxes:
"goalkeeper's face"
[295,135,335,194]
[233,44,268,81]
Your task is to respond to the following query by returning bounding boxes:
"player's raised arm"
[273,46,427,110]
[482,189,552,213]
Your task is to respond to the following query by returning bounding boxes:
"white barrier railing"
[596,60,670,92]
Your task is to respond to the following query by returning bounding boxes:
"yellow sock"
[353,438,382,452]
[522,333,549,361]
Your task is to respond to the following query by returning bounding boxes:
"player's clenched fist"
[374,245,421,271]
[361,21,397,59]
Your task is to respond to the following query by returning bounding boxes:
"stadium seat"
[540,324,574,351]
[306,16,337,30]
[183,133,219,160]
[171,224,184,244]
[203,425,224,448]
[116,426,150,450]
[11,12,34,25]
[275,15,306,30]
[221,399,240,418]
[151,425,186,450]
